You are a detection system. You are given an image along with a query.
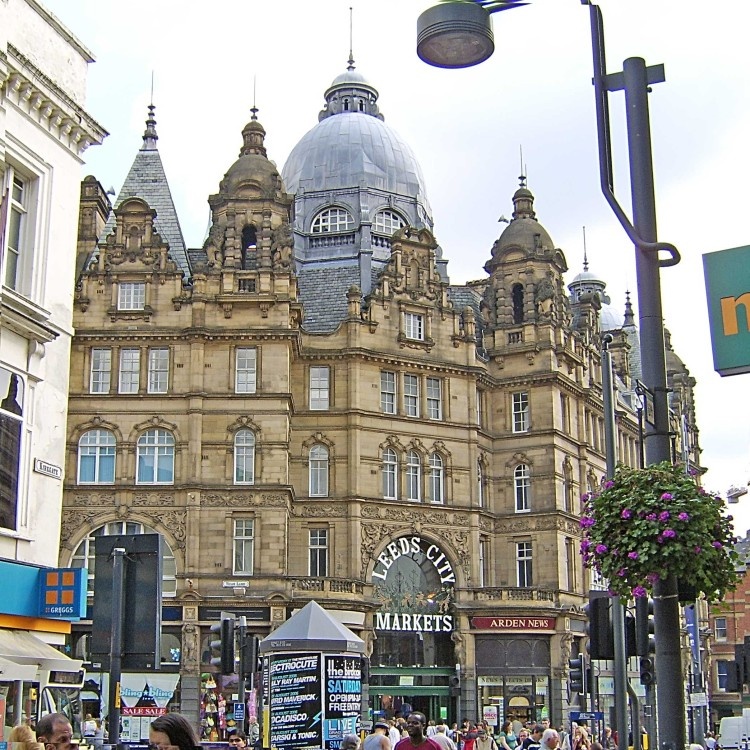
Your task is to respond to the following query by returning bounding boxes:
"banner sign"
[470,616,556,631]
[323,656,362,749]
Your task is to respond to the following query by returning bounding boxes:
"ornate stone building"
[61,62,700,731]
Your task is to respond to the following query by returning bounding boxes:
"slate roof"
[296,263,368,333]
[103,106,191,280]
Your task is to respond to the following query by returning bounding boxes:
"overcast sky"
[41,0,750,531]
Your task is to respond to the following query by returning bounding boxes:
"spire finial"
[347,7,355,70]
[251,76,258,121]
[150,71,154,106]
[582,226,589,271]
[624,290,636,327]
[518,145,526,188]
[141,98,158,151]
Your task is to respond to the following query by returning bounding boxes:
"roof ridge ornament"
[141,103,158,151]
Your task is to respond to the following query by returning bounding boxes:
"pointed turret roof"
[104,104,190,278]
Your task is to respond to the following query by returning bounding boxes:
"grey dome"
[281,113,432,217]
[493,217,554,256]
[601,304,625,331]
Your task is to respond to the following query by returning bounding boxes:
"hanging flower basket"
[580,461,741,601]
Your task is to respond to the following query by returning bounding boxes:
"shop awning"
[0,654,37,682]
[0,629,83,674]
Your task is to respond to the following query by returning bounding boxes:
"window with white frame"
[382,448,398,500]
[2,169,36,295]
[714,617,728,641]
[234,429,256,484]
[512,391,529,432]
[235,347,257,393]
[373,209,405,235]
[479,538,487,587]
[136,429,175,484]
[426,377,442,420]
[311,207,355,233]
[309,366,330,410]
[118,282,146,311]
[404,312,425,341]
[380,371,396,414]
[476,387,484,427]
[309,444,329,497]
[717,660,730,692]
[514,464,530,512]
[403,374,419,417]
[0,367,24,531]
[308,528,329,577]
[90,348,112,394]
[148,348,169,394]
[406,450,421,502]
[119,348,140,393]
[71,521,176,597]
[428,453,444,504]
[565,537,577,590]
[233,518,255,574]
[78,429,116,484]
[516,541,533,587]
[477,459,485,507]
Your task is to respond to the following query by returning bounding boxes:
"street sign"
[690,693,708,707]
[234,702,246,723]
[570,712,605,722]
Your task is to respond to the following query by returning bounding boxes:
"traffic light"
[585,591,614,659]
[211,617,235,675]
[639,656,656,686]
[569,654,586,694]
[241,633,259,678]
[635,597,655,657]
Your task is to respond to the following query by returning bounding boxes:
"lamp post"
[417,2,684,748]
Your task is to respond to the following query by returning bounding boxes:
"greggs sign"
[471,617,556,631]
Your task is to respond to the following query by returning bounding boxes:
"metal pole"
[621,55,684,750]
[108,548,126,748]
[239,615,247,733]
[602,339,629,750]
[627,682,642,750]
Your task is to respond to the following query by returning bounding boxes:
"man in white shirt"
[432,725,457,750]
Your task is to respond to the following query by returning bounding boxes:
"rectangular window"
[309,529,329,577]
[233,519,255,575]
[426,377,442,420]
[380,371,396,414]
[309,366,330,410]
[561,393,570,433]
[404,312,424,341]
[118,282,146,310]
[479,539,487,588]
[516,542,533,587]
[147,348,169,394]
[565,537,577,590]
[476,388,484,427]
[512,391,529,433]
[235,347,257,393]
[717,660,729,692]
[0,367,24,531]
[90,348,112,394]
[714,617,728,641]
[118,348,141,393]
[403,374,419,417]
[3,172,30,292]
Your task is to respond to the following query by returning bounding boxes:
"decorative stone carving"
[201,493,287,507]
[297,504,347,518]
[182,623,199,670]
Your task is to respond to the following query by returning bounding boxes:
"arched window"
[136,429,175,484]
[514,464,530,512]
[309,444,329,497]
[373,210,406,235]
[78,429,116,484]
[382,448,398,500]
[407,450,421,502]
[71,521,177,597]
[311,207,355,234]
[234,429,256,484]
[429,453,444,504]
[241,224,257,269]
[512,283,525,324]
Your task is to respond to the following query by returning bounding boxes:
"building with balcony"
[60,59,700,732]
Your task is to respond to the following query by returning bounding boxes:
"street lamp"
[417,2,685,749]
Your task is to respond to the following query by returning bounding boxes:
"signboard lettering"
[324,656,362,748]
[471,616,556,631]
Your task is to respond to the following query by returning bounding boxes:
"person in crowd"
[427,722,439,738]
[541,731,560,750]
[602,727,616,750]
[540,722,551,732]
[342,735,361,750]
[82,715,96,740]
[521,726,544,750]
[571,726,591,750]
[432,725,457,750]
[498,721,518,750]
[36,714,76,750]
[705,732,717,750]
[228,730,247,748]
[150,714,200,750]
[476,728,498,750]
[365,722,392,750]
[389,721,403,748]
[461,724,479,750]
[8,723,44,750]
[247,717,260,748]
[395,713,442,750]
[517,730,529,747]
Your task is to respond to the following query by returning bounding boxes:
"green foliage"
[580,461,740,601]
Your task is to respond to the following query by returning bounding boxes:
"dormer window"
[373,210,406,235]
[343,98,350,111]
[311,208,355,234]
[358,100,365,112]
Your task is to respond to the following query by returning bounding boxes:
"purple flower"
[646,573,660,585]
[633,586,648,598]
[677,512,689,521]
[621,509,632,520]
[658,511,670,522]
[646,513,657,521]
[580,539,591,553]
[595,544,609,555]
[581,492,590,502]
[694,546,702,554]
[604,480,615,490]
[662,528,676,539]
[628,551,639,560]
[661,492,673,500]
[617,568,627,577]
[712,541,723,549]
[580,516,595,528]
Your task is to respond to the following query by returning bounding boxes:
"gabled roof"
[103,105,190,279]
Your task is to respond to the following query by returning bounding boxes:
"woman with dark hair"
[150,714,199,750]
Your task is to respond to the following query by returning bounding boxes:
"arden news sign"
[371,535,455,633]
[471,617,557,631]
